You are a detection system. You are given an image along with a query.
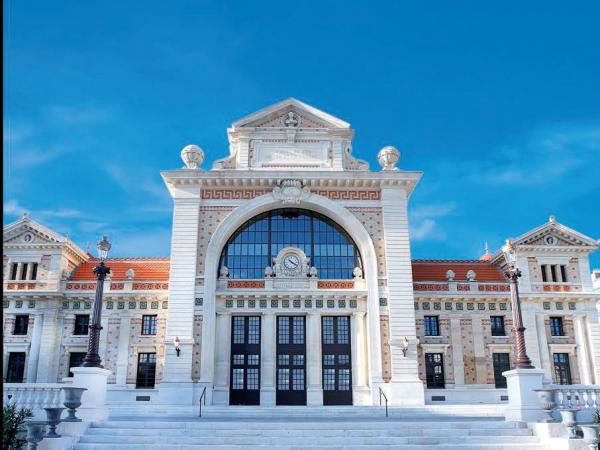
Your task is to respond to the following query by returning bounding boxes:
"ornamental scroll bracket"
[272,179,311,204]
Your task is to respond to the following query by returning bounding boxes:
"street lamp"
[82,236,112,368]
[501,239,534,369]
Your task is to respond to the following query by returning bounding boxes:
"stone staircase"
[73,405,549,449]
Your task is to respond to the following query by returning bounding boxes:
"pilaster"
[381,187,424,405]
[260,313,276,406]
[213,312,231,405]
[26,313,43,382]
[36,305,59,382]
[306,312,323,405]
[115,316,131,385]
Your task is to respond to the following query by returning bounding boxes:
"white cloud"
[470,123,600,186]
[408,202,455,242]
[44,105,116,126]
[3,199,28,216]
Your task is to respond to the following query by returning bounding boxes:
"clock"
[283,254,300,270]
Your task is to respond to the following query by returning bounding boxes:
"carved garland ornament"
[272,179,310,204]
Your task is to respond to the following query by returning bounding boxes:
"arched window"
[218,208,362,279]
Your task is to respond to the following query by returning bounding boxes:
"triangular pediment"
[513,217,598,249]
[231,98,350,130]
[3,215,67,245]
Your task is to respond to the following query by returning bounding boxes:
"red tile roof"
[69,258,170,281]
[411,260,506,282]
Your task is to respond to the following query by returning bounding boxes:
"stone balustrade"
[553,384,600,411]
[3,383,64,414]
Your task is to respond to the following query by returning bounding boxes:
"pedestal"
[503,368,545,422]
[70,367,112,421]
[390,381,425,406]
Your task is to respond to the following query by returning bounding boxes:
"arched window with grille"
[218,208,362,279]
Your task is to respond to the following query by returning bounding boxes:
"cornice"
[161,169,422,198]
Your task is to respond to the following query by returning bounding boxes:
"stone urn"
[25,421,47,450]
[180,144,205,169]
[62,387,87,422]
[580,424,600,450]
[377,146,400,171]
[534,388,558,422]
[558,408,579,439]
[43,407,65,438]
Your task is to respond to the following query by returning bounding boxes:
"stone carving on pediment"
[252,109,325,129]
[212,143,237,170]
[272,179,311,204]
[526,233,573,247]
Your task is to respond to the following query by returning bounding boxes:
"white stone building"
[3,99,600,408]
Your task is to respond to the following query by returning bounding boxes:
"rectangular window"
[136,353,156,388]
[68,352,86,377]
[73,315,90,335]
[553,353,572,385]
[560,265,567,282]
[490,316,506,336]
[550,265,557,282]
[30,263,38,280]
[10,263,18,280]
[550,317,565,336]
[6,352,26,383]
[13,315,29,335]
[541,265,547,282]
[425,353,445,388]
[424,316,440,336]
[492,353,510,388]
[141,315,157,335]
[322,317,334,344]
[20,263,28,281]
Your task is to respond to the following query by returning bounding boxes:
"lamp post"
[82,236,111,368]
[502,239,534,369]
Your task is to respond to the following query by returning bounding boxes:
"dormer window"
[540,264,567,283]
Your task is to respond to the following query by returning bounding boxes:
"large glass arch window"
[219,209,362,279]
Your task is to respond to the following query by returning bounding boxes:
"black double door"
[276,316,306,405]
[322,316,353,405]
[230,316,261,405]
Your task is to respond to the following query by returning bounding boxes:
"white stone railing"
[552,384,600,410]
[3,383,64,413]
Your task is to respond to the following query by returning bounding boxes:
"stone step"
[74,444,547,450]
[78,435,542,445]
[92,420,524,429]
[86,427,533,437]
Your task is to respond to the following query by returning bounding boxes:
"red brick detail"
[110,283,125,290]
[201,189,270,200]
[314,190,380,200]
[543,285,572,292]
[413,283,449,291]
[317,280,354,289]
[132,282,168,290]
[227,280,265,289]
[66,283,96,290]
[457,283,470,291]
[478,284,510,292]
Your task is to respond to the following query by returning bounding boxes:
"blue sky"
[4,1,600,268]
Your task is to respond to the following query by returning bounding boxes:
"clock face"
[283,254,300,270]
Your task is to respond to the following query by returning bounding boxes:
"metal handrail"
[198,386,207,417]
[379,387,388,417]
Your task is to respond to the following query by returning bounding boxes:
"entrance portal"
[322,316,353,405]
[276,316,306,405]
[229,316,261,405]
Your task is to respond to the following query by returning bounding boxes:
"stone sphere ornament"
[377,146,400,171]
[180,144,205,169]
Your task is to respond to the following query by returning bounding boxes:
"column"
[573,315,593,385]
[450,317,465,386]
[351,312,370,404]
[25,263,34,281]
[306,312,323,405]
[587,311,600,384]
[15,263,23,280]
[381,188,424,405]
[26,313,43,382]
[160,195,200,404]
[535,313,552,383]
[213,312,231,405]
[36,306,60,382]
[260,313,276,405]
[98,315,110,365]
[115,316,131,385]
